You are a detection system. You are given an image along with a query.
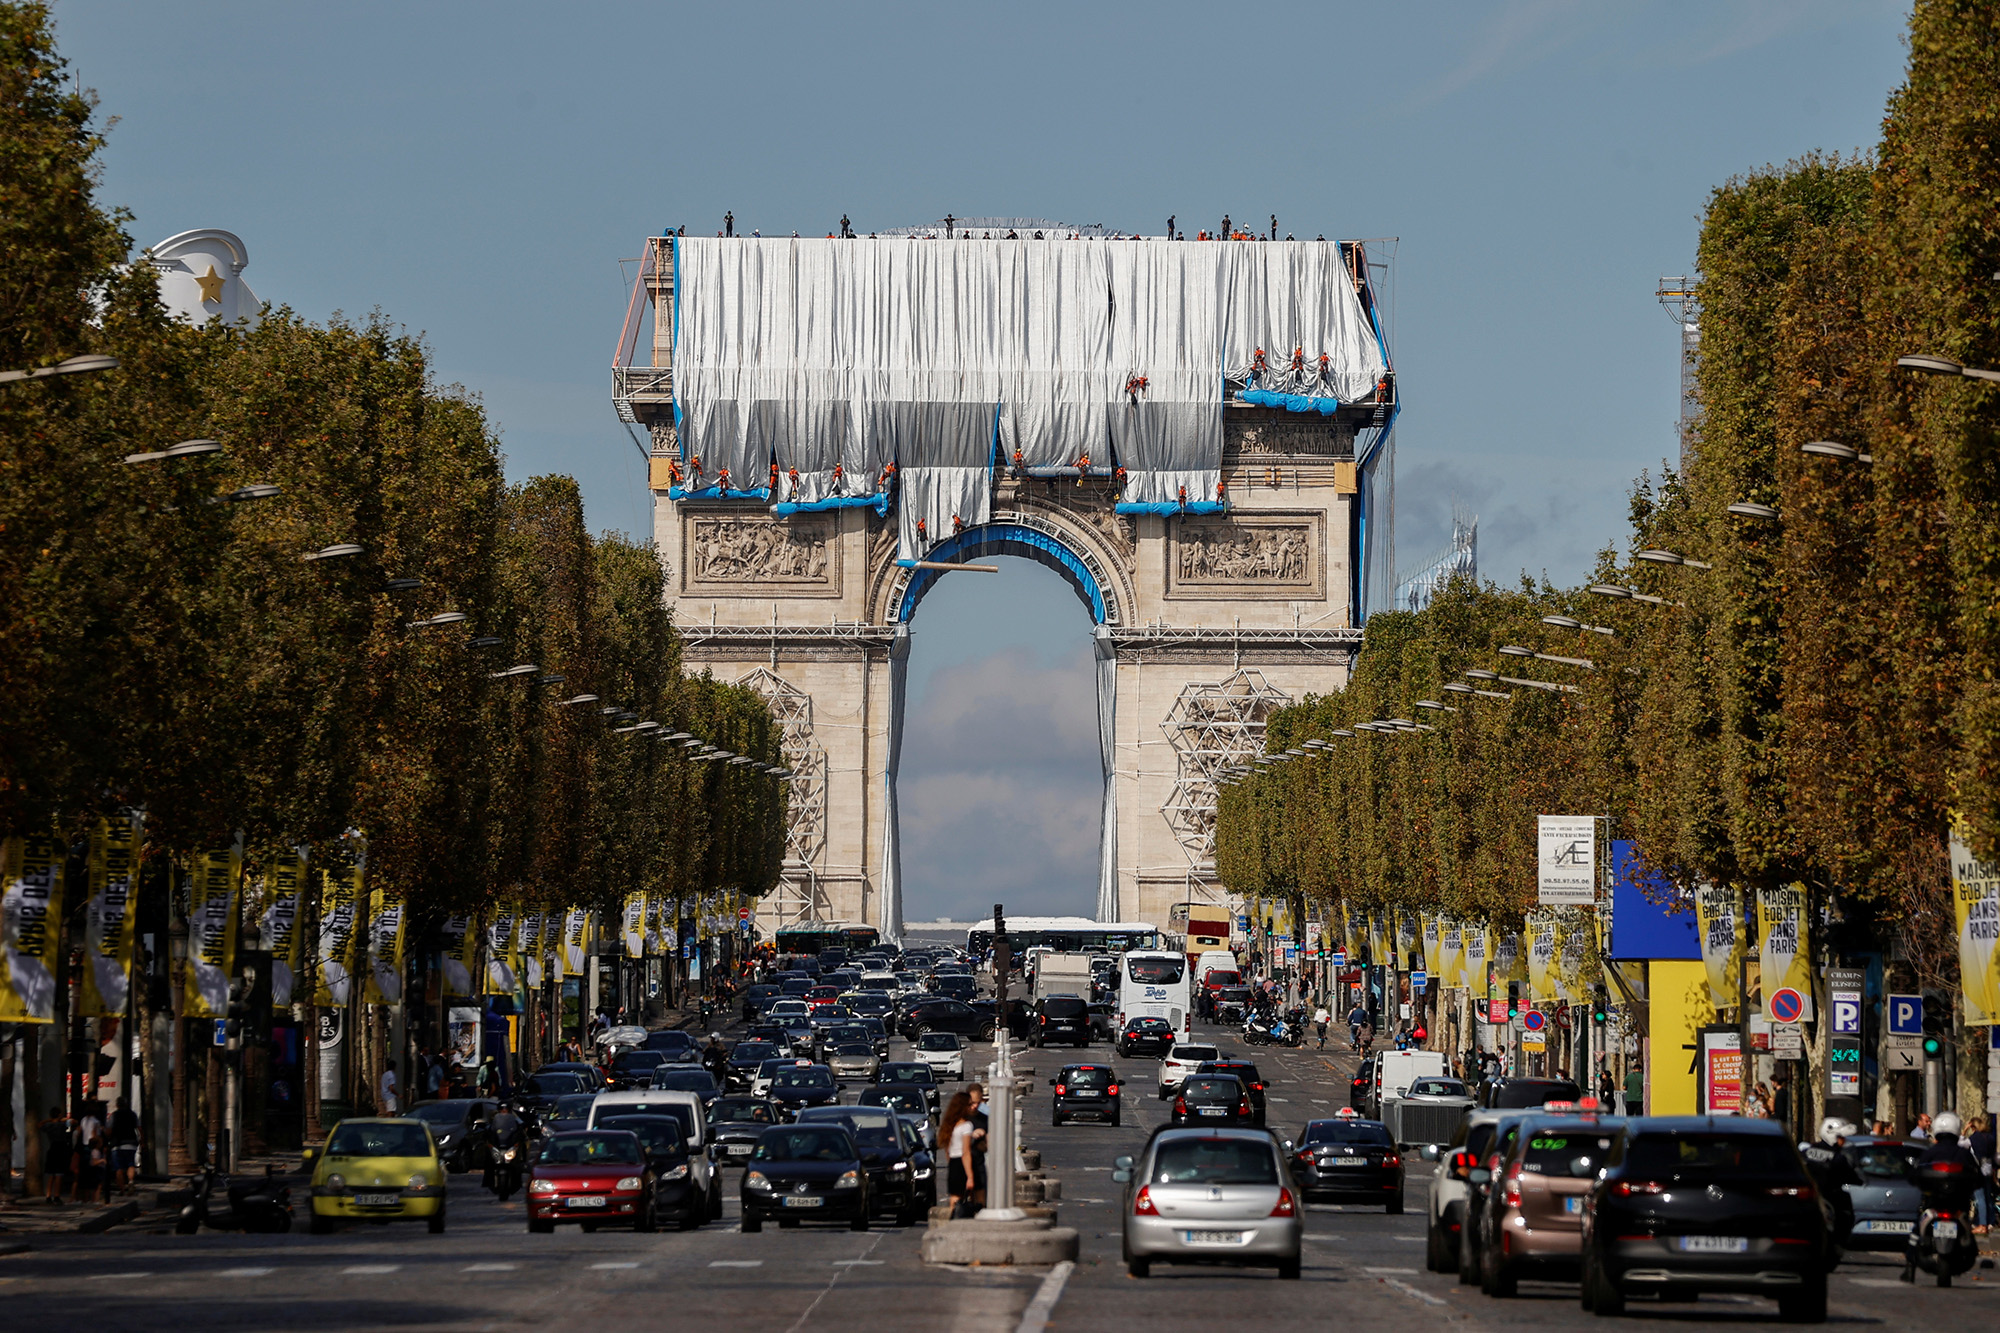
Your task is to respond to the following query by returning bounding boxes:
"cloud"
[1395,0,1598,116]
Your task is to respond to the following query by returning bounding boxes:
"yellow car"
[307,1117,448,1234]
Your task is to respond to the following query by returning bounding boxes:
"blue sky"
[54,1,1913,920]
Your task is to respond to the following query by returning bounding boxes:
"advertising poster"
[263,850,306,1006]
[1538,814,1597,905]
[80,814,142,1017]
[440,915,477,999]
[1950,826,2000,1024]
[1756,883,1814,1019]
[314,864,362,1006]
[1693,880,1742,1008]
[0,835,65,1023]
[365,888,406,1005]
[186,846,241,1018]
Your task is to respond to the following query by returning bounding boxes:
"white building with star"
[150,228,262,328]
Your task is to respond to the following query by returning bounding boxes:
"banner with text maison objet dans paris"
[1950,825,2000,1024]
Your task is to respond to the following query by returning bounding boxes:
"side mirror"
[1283,1139,1295,1153]
[1420,1144,1440,1161]
[1111,1168,1133,1184]
[1049,1077,1058,1086]
[1113,1155,1134,1171]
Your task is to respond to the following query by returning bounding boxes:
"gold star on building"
[194,265,225,304]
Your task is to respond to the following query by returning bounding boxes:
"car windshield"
[1041,997,1086,1018]
[1205,970,1242,987]
[1183,1077,1242,1098]
[882,1064,934,1083]
[407,1103,469,1124]
[829,1026,869,1044]
[328,1122,432,1157]
[1850,1143,1919,1179]
[652,1071,718,1092]
[1523,1130,1616,1173]
[1127,956,1187,984]
[1064,1067,1113,1088]
[754,1128,854,1162]
[1303,1121,1394,1146]
[612,1051,666,1072]
[866,1089,925,1114]
[711,1101,776,1125]
[731,1043,778,1063]
[1170,1046,1218,1063]
[1130,1018,1171,1032]
[834,1043,873,1057]
[1493,1080,1580,1109]
[916,1034,959,1051]
[597,1116,685,1156]
[548,1094,596,1122]
[523,1074,584,1096]
[772,1068,834,1090]
[646,1031,697,1052]
[538,1132,642,1166]
[1152,1137,1279,1185]
[1624,1133,1801,1179]
[1409,1079,1467,1097]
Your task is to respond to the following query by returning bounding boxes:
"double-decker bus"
[1117,949,1193,1035]
[965,915,1161,959]
[773,922,881,959]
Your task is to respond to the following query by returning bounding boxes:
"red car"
[807,985,842,1011]
[526,1130,657,1233]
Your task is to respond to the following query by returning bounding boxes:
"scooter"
[1903,1162,1980,1287]
[176,1163,294,1234]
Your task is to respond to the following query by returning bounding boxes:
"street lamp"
[1897,353,2000,384]
[488,663,539,679]
[0,352,118,385]
[123,439,223,464]
[301,543,364,562]
[1414,700,1456,713]
[1542,614,1615,637]
[559,693,600,706]
[383,577,423,592]
[1587,582,1680,607]
[219,484,280,503]
[408,611,469,630]
[470,636,501,648]
[1634,548,1713,569]
[1727,502,1779,521]
[1800,440,1872,465]
[1500,644,1595,670]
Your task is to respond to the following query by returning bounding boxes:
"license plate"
[353,1192,399,1207]
[1183,1229,1244,1245]
[1678,1235,1748,1253]
[782,1195,824,1208]
[1564,1197,1583,1215]
[1075,1090,1102,1098]
[726,1144,752,1155]
[1857,1219,1911,1233]
[1199,1107,1228,1117]
[571,1196,607,1209]
[1933,1221,1959,1239]
[1334,1157,1366,1167]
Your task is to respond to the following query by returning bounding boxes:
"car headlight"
[324,1173,346,1192]
[745,1171,772,1190]
[615,1176,643,1191]
[835,1170,862,1189]
[661,1163,689,1180]
[891,1161,910,1173]
[530,1180,556,1194]
[914,1166,933,1180]
[407,1174,429,1191]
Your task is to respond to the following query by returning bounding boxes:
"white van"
[1368,1049,1450,1115]
[586,1090,720,1220]
[1193,951,1240,986]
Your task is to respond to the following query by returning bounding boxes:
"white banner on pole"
[1538,815,1597,905]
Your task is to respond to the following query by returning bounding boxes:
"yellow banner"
[1367,911,1389,967]
[1527,910,1556,1001]
[80,814,142,1017]
[521,911,546,988]
[186,847,241,1018]
[0,835,65,1022]
[1950,827,2000,1024]
[440,914,478,999]
[1397,911,1419,972]
[365,888,406,1004]
[262,850,307,1007]
[1693,881,1742,1008]
[562,907,590,976]
[313,864,362,1006]
[1756,883,1813,1017]
[1464,922,1491,994]
[1440,917,1465,989]
[621,892,647,960]
[1421,913,1442,976]
[486,908,518,995]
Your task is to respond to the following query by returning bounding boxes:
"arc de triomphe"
[614,231,1386,940]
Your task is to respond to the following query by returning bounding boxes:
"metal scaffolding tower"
[1657,276,1700,471]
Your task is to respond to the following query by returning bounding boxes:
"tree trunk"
[0,1028,16,1197]
[169,953,192,1176]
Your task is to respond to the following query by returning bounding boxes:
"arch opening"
[896,521,1108,625]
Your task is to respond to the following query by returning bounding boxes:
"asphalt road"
[3,1015,1995,1332]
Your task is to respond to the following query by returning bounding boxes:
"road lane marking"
[1304,1234,1345,1241]
[591,1262,640,1269]
[1365,1266,1418,1274]
[830,1259,883,1266]
[463,1263,517,1272]
[88,1272,153,1280]
[1392,1235,1424,1242]
[1847,1278,1907,1288]
[217,1267,274,1277]
[1015,1259,1075,1333]
[709,1260,763,1268]
[1384,1276,1447,1306]
[343,1265,400,1274]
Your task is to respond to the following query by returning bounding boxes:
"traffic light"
[1922,992,1945,1058]
[224,982,246,1042]
[1506,981,1521,1020]
[1591,983,1608,1026]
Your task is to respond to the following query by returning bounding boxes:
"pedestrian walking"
[1966,1113,1994,1233]
[77,1123,108,1204]
[378,1060,399,1114]
[475,1056,497,1096]
[1313,1006,1330,1050]
[40,1105,71,1202]
[939,1084,985,1218]
[108,1097,140,1194]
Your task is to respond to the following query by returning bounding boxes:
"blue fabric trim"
[897,520,1106,624]
[670,484,772,502]
[671,234,685,453]
[1115,500,1230,516]
[773,493,889,517]
[1241,387,1341,416]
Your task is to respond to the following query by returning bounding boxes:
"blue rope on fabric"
[669,484,772,502]
[772,493,890,517]
[1114,500,1230,516]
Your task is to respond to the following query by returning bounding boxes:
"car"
[744,1022,789,1047]
[932,974,977,1002]
[707,1097,785,1165]
[740,984,783,1021]
[1116,1017,1176,1058]
[1475,1113,1624,1296]
[1050,1063,1122,1126]
[1212,985,1253,1024]
[594,1113,705,1229]
[642,1029,702,1063]
[306,1117,448,1235]
[1087,1002,1119,1042]
[1841,1135,1923,1249]
[724,1041,782,1092]
[1028,994,1091,1047]
[534,1061,607,1091]
[828,1042,882,1083]
[912,1032,966,1080]
[541,1092,598,1132]
[899,998,995,1043]
[795,1106,936,1224]
[649,1067,724,1108]
[875,1062,942,1114]
[1197,1058,1268,1126]
[767,1062,841,1114]
[1157,1043,1220,1098]
[1115,1127,1302,1279]
[525,1129,657,1233]
[607,1049,669,1090]
[852,1015,892,1057]
[842,991,895,1020]
[1424,1108,1535,1274]
[1172,1073,1255,1126]
[586,1090,723,1221]
[767,998,811,1024]
[1292,1112,1404,1210]
[403,1099,497,1174]
[857,1087,937,1149]
[1477,1076,1582,1111]
[807,985,843,1011]
[751,1058,792,1099]
[1580,1116,1828,1320]
[778,978,814,998]
[515,1070,591,1116]
[740,1123,873,1233]
[815,1021,873,1059]
[1351,1053,1376,1110]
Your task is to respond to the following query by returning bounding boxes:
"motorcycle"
[176,1163,294,1234]
[1243,1014,1304,1048]
[490,1140,525,1201]
[1903,1161,1980,1287]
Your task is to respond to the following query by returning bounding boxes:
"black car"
[739,985,782,1021]
[875,1063,942,1114]
[1212,985,1253,1023]
[707,1097,785,1164]
[1049,1063,1122,1126]
[744,1023,789,1047]
[816,1022,873,1060]
[1198,1059,1267,1125]
[858,1085,934,1146]
[643,1029,703,1064]
[932,973,977,1001]
[1028,994,1091,1048]
[843,992,895,1020]
[852,1016,891,1058]
[1581,1116,1828,1320]
[595,1113,705,1229]
[516,1070,590,1116]
[1351,1054,1375,1110]
[766,1063,840,1114]
[898,998,994,1043]
[1116,1016,1175,1057]
[1087,1003,1118,1041]
[608,1049,669,1090]
[1292,1115,1403,1210]
[1171,1074,1255,1126]
[541,1092,598,1133]
[1478,1076,1581,1110]
[796,1106,935,1224]
[725,1041,782,1091]
[649,1067,724,1108]
[535,1061,607,1091]
[406,1098,498,1173]
[740,1124,872,1232]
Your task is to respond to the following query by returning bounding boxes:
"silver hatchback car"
[1114,1128,1303,1279]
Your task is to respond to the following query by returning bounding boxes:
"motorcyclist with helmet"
[701,1033,730,1083]
[1904,1110,1981,1285]
[1798,1117,1862,1260]
[484,1100,526,1201]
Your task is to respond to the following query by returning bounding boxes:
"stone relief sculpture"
[1176,525,1311,584]
[690,518,831,583]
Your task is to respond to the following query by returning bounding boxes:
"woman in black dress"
[40,1105,71,1202]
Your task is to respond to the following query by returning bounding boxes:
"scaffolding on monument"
[1159,670,1295,868]
[738,668,829,931]
[1394,504,1477,611]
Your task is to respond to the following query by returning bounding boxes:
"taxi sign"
[1542,1100,1577,1111]
[1334,1107,1360,1118]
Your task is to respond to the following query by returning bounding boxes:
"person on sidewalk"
[40,1105,71,1203]
[108,1097,141,1194]
[378,1060,399,1115]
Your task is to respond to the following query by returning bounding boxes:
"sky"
[51,1,1914,921]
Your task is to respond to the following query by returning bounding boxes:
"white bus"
[1117,949,1193,1037]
